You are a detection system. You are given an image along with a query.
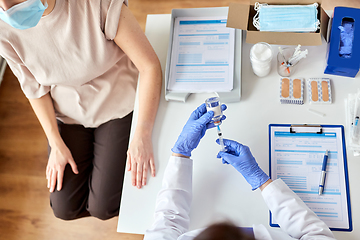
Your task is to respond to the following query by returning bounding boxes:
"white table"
[118,14,360,239]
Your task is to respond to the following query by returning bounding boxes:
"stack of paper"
[167,16,235,93]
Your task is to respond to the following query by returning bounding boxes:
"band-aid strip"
[293,79,301,99]
[322,81,329,102]
[281,78,290,98]
[311,81,319,102]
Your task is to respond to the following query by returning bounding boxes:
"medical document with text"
[167,16,235,92]
[269,125,351,230]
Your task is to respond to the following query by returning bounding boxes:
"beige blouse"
[0,0,138,127]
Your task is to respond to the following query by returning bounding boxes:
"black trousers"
[49,112,132,220]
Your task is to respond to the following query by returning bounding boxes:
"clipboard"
[164,7,242,103]
[269,124,352,232]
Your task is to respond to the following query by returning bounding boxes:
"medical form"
[269,125,352,231]
[167,16,235,92]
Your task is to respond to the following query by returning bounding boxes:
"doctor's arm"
[261,180,336,240]
[114,4,162,189]
[144,104,226,240]
[143,154,193,240]
[217,140,335,240]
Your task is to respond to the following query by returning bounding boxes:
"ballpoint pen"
[318,150,329,195]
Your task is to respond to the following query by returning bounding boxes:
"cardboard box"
[227,0,330,46]
[324,6,360,78]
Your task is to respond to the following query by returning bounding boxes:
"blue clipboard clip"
[290,124,322,134]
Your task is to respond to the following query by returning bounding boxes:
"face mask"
[0,0,48,30]
[253,2,320,32]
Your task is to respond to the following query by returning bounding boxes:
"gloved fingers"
[195,110,214,127]
[217,150,232,159]
[216,139,236,155]
[217,151,235,164]
[191,103,207,120]
[222,139,243,155]
[217,152,230,164]
[191,103,226,120]
[206,115,227,129]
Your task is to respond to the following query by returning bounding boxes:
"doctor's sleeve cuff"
[261,179,336,240]
[163,156,193,189]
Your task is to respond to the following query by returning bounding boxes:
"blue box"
[324,6,360,78]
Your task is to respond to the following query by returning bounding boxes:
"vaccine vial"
[205,97,223,125]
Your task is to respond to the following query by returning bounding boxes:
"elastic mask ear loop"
[312,3,320,30]
[253,2,265,30]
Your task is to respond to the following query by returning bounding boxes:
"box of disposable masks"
[324,6,360,78]
[226,0,330,46]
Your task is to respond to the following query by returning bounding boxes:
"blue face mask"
[253,2,320,32]
[0,0,48,30]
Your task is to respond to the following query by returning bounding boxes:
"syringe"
[205,97,226,152]
[217,125,226,152]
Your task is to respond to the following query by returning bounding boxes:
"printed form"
[269,126,351,230]
[167,16,235,92]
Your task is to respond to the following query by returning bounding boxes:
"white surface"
[118,14,360,239]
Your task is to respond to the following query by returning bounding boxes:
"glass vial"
[205,97,223,125]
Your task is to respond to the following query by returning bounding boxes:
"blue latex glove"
[172,103,227,157]
[217,139,270,190]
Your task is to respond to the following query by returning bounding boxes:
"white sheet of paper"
[269,126,351,230]
[167,16,235,93]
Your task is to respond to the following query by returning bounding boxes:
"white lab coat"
[144,156,336,240]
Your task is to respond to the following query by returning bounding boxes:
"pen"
[318,150,329,195]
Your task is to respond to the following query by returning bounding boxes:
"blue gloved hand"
[217,139,270,190]
[172,103,227,157]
